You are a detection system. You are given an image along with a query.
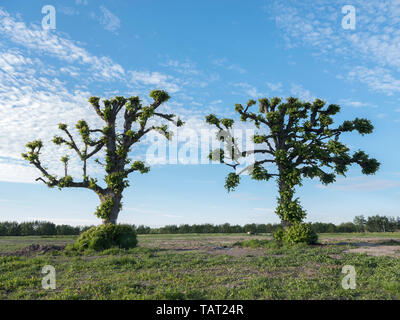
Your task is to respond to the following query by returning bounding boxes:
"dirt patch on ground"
[321,237,400,243]
[323,239,400,257]
[169,245,267,257]
[205,246,267,257]
[344,245,400,257]
[0,244,65,256]
[143,235,270,250]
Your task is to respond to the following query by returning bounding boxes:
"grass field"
[1,233,400,299]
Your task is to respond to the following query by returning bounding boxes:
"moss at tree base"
[67,224,137,252]
[273,222,318,245]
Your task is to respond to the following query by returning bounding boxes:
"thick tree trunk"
[277,178,293,229]
[276,168,305,228]
[100,192,123,225]
[281,219,291,229]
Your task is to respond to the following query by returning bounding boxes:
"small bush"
[273,223,318,245]
[272,229,285,243]
[69,224,138,252]
[283,223,318,245]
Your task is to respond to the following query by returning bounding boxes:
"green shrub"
[273,223,318,245]
[283,222,318,245]
[272,228,285,243]
[69,224,138,252]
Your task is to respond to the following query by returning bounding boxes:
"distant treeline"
[0,215,398,236]
[0,221,91,236]
[136,215,400,234]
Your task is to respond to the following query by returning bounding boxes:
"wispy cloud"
[318,177,400,192]
[0,8,124,80]
[76,0,88,5]
[290,83,315,101]
[232,82,265,98]
[96,6,121,33]
[129,71,181,93]
[266,81,282,92]
[339,98,376,108]
[57,6,79,16]
[347,67,400,96]
[269,0,400,97]
[0,8,181,183]
[160,59,199,75]
[213,58,247,74]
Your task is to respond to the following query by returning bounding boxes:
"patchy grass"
[0,235,76,253]
[1,233,400,299]
[233,239,280,249]
[319,232,400,240]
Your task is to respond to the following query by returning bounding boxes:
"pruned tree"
[206,97,379,237]
[22,90,183,225]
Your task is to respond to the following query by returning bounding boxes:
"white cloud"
[270,0,400,96]
[160,59,199,75]
[212,58,247,74]
[0,8,228,184]
[376,113,388,119]
[318,177,400,192]
[266,82,282,92]
[60,66,80,77]
[290,83,315,101]
[0,8,124,81]
[76,0,88,5]
[232,82,265,98]
[339,98,376,108]
[97,6,120,32]
[227,64,246,74]
[58,6,79,16]
[347,67,400,96]
[0,48,103,182]
[209,99,222,105]
[129,71,181,93]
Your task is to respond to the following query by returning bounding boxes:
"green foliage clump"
[224,172,240,192]
[57,175,73,188]
[221,118,234,128]
[69,224,138,251]
[95,197,115,219]
[250,164,272,181]
[130,161,150,174]
[205,114,220,126]
[208,148,224,162]
[21,140,43,162]
[105,172,129,193]
[272,229,286,243]
[276,197,306,224]
[149,90,170,103]
[273,223,318,245]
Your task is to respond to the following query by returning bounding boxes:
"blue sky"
[0,0,399,227]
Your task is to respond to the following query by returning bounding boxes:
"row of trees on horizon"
[0,215,398,236]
